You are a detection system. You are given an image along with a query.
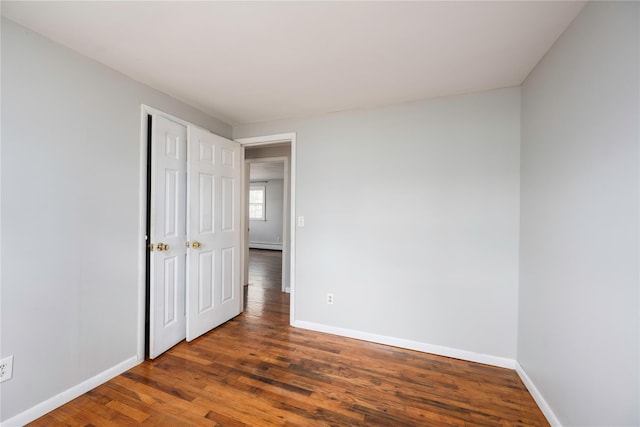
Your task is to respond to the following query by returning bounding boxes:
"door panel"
[149,115,187,359]
[198,250,214,311]
[199,174,214,233]
[222,177,234,232]
[222,247,234,302]
[186,126,242,341]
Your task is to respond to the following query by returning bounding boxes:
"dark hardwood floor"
[29,249,548,426]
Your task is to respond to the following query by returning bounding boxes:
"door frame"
[236,133,297,326]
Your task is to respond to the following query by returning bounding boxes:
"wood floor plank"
[28,249,549,426]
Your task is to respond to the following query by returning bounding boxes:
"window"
[249,185,266,220]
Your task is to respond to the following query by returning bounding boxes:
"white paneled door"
[149,115,188,358]
[149,114,242,358]
[186,126,242,341]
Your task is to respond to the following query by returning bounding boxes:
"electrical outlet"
[327,293,334,304]
[0,356,14,383]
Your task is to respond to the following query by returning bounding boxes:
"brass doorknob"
[156,243,169,251]
[192,241,201,249]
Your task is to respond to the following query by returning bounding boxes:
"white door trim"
[235,133,296,326]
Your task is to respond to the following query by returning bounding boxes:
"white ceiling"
[1,1,586,125]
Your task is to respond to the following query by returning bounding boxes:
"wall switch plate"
[0,356,14,383]
[297,216,305,227]
[327,293,334,304]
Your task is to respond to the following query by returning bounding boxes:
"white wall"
[519,2,639,426]
[235,88,521,361]
[249,179,284,249]
[0,18,231,422]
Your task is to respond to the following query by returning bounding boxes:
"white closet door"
[149,115,187,358]
[186,126,242,341]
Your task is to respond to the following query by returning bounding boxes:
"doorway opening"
[237,134,296,325]
[246,157,287,289]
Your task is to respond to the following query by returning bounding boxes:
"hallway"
[245,249,288,321]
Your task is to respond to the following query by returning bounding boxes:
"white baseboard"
[292,320,516,369]
[2,356,140,427]
[249,242,283,250]
[515,362,562,427]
